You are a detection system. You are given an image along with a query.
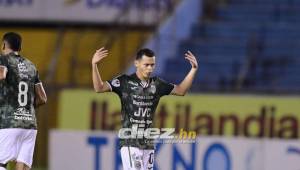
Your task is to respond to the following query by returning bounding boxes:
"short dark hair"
[2,32,22,51]
[136,48,155,60]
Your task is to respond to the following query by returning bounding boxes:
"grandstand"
[163,0,300,93]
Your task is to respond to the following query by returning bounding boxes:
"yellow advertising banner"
[58,90,300,138]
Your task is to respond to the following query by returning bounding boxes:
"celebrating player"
[92,48,198,170]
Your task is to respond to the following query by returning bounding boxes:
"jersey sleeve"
[0,56,8,69]
[34,70,41,84]
[157,78,175,96]
[106,74,126,96]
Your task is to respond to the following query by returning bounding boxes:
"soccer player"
[0,32,47,170]
[92,48,198,170]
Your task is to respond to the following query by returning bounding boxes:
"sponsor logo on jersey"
[13,107,31,116]
[128,81,138,86]
[131,86,138,90]
[18,63,28,72]
[13,107,33,121]
[18,62,29,78]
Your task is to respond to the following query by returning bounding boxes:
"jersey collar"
[7,52,20,57]
[130,73,153,88]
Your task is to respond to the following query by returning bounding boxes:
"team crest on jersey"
[149,84,156,94]
[111,79,120,87]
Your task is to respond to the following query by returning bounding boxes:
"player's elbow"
[94,87,105,93]
[35,96,47,108]
[41,96,47,104]
[177,91,186,96]
[174,86,187,96]
[173,90,186,96]
[94,89,101,93]
[94,87,99,92]
[94,83,107,93]
[39,96,47,105]
[94,87,102,93]
[93,84,101,93]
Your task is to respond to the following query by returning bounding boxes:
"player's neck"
[135,72,149,81]
[3,49,18,55]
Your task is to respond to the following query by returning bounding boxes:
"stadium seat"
[163,0,300,92]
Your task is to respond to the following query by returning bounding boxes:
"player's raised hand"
[92,47,108,64]
[185,51,198,69]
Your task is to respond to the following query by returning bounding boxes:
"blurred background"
[1,0,300,169]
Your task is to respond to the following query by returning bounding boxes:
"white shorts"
[121,147,154,170]
[0,128,37,168]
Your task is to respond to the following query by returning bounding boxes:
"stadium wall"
[49,131,300,170]
[58,90,300,139]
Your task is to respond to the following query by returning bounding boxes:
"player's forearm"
[0,73,5,80]
[92,64,105,92]
[175,68,197,96]
[34,83,47,108]
[0,66,7,80]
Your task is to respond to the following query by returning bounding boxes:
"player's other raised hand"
[184,51,198,69]
[92,47,108,64]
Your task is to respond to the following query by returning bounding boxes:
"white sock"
[0,167,7,170]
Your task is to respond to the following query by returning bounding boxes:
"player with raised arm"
[0,32,47,170]
[92,47,198,170]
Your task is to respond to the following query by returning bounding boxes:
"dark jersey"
[107,73,174,149]
[0,53,41,129]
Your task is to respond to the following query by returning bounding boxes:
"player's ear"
[1,42,5,51]
[134,60,139,67]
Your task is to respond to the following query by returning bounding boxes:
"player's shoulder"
[110,74,129,84]
[152,76,163,82]
[152,76,172,85]
[22,56,35,66]
[22,56,38,71]
[109,74,128,88]
[112,74,128,80]
[0,54,7,63]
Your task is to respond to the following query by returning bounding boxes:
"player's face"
[135,55,156,79]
